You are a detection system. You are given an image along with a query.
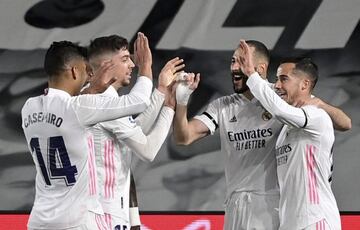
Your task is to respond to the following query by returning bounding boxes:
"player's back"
[22,89,93,229]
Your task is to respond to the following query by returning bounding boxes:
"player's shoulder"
[22,95,42,110]
[303,105,332,124]
[303,105,327,116]
[214,93,242,106]
[99,115,136,131]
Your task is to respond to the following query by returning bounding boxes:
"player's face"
[230,48,249,94]
[110,48,135,88]
[73,59,90,95]
[275,63,302,105]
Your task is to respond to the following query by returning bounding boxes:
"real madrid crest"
[262,110,272,121]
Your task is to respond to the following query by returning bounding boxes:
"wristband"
[176,82,194,105]
[130,207,141,226]
[176,72,187,81]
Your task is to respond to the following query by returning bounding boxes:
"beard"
[231,70,249,94]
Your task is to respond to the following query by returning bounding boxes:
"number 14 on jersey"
[30,136,78,186]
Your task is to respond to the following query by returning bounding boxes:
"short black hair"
[246,40,270,65]
[294,58,319,90]
[279,57,319,90]
[279,57,303,65]
[88,35,129,60]
[44,41,88,77]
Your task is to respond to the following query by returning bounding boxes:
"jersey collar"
[47,88,71,98]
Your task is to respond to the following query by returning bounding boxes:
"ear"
[71,66,77,80]
[256,63,267,78]
[301,78,311,91]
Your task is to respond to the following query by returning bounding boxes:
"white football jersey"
[91,117,135,222]
[247,73,341,230]
[90,88,172,222]
[195,89,283,200]
[21,77,152,229]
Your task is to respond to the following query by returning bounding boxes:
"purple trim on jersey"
[88,136,97,195]
[104,139,115,199]
[306,145,319,204]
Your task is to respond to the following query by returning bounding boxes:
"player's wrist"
[176,82,193,105]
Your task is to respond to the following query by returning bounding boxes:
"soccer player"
[21,39,153,230]
[240,40,343,229]
[87,33,191,229]
[173,41,351,229]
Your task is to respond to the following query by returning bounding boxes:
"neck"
[243,73,267,100]
[48,76,77,96]
[243,90,254,100]
[291,94,311,107]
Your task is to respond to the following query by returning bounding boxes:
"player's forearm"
[135,89,165,134]
[138,63,152,81]
[247,72,307,128]
[173,105,194,145]
[75,77,153,126]
[318,102,352,131]
[127,106,174,162]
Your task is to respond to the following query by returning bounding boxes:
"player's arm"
[123,105,174,162]
[173,106,211,145]
[238,41,307,128]
[134,32,152,81]
[135,57,185,134]
[73,75,152,126]
[247,72,308,128]
[129,172,141,230]
[306,97,351,131]
[173,73,211,145]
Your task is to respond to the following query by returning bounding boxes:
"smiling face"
[275,62,303,105]
[230,47,253,94]
[109,48,135,89]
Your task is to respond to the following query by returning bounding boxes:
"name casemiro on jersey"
[227,128,273,151]
[23,112,63,128]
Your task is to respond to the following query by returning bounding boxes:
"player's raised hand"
[81,60,116,94]
[164,79,178,110]
[133,32,152,79]
[175,73,201,106]
[158,57,185,93]
[238,40,256,77]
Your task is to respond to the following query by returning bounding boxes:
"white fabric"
[104,212,130,230]
[28,212,108,230]
[129,207,141,226]
[193,91,283,229]
[303,219,330,230]
[176,81,194,105]
[224,192,280,230]
[90,100,174,223]
[246,73,307,128]
[135,88,165,134]
[22,77,152,229]
[247,73,341,230]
